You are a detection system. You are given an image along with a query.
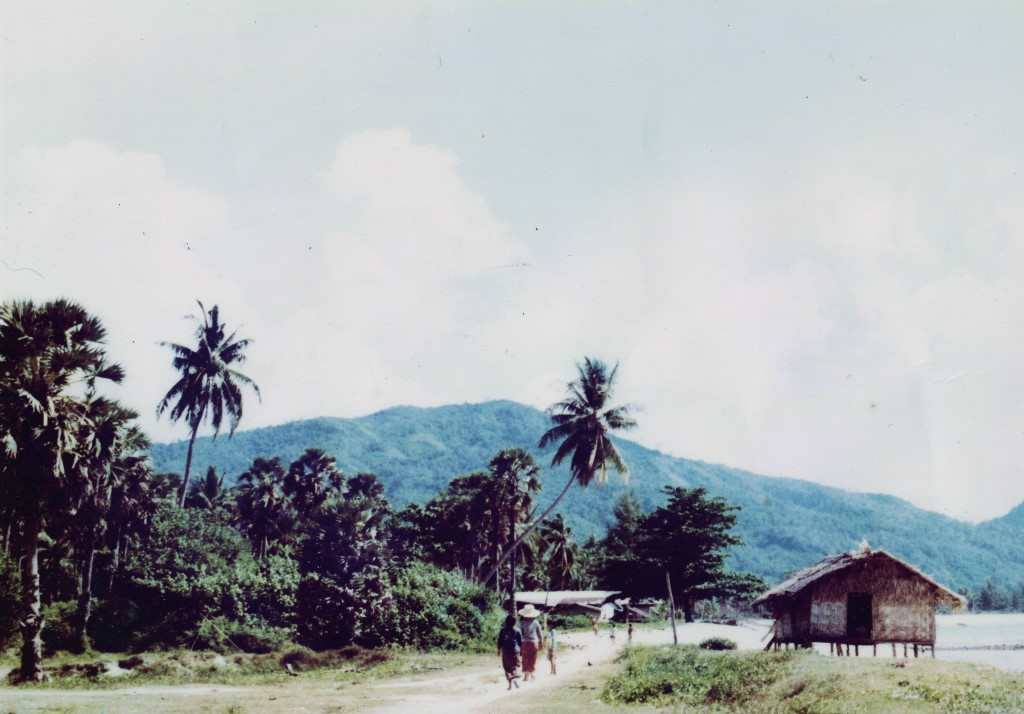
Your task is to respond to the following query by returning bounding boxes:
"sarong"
[501,649,520,678]
[521,640,539,673]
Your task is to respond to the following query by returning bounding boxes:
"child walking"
[546,624,558,675]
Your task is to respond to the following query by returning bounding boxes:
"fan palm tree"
[483,357,636,586]
[0,299,123,681]
[488,448,541,611]
[235,457,292,559]
[283,448,344,518]
[105,455,154,589]
[157,302,260,507]
[70,397,147,652]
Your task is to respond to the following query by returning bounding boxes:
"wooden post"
[913,644,918,658]
[903,643,908,658]
[829,642,833,655]
[930,644,935,659]
[846,643,851,656]
[665,571,678,646]
[873,644,877,656]
[854,645,859,656]
[892,643,897,657]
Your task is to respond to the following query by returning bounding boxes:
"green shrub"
[545,613,594,631]
[378,562,498,651]
[0,554,20,651]
[101,504,299,652]
[40,600,78,654]
[88,595,145,651]
[699,637,737,650]
[602,645,793,706]
[192,617,291,654]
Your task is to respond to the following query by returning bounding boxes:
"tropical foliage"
[151,399,1024,591]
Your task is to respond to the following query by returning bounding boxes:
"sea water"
[935,613,1024,672]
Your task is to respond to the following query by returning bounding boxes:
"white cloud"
[2,141,247,439]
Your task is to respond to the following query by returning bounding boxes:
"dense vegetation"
[151,401,1024,591]
[2,299,764,683]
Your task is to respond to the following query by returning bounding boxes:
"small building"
[514,590,621,619]
[752,544,965,657]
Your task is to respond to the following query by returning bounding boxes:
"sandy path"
[364,621,771,714]
[0,621,771,713]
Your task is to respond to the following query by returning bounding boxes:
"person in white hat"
[517,604,543,681]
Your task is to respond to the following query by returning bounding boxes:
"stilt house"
[753,544,965,657]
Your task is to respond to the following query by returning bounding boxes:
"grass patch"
[601,645,1024,713]
[603,645,793,707]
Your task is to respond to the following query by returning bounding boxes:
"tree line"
[0,298,760,682]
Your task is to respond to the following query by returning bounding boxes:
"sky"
[2,1,1023,522]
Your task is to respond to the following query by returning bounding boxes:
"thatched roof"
[752,547,966,610]
[514,590,621,609]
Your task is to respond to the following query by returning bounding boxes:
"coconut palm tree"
[185,466,228,510]
[540,514,578,589]
[157,302,260,507]
[0,299,123,681]
[483,357,636,586]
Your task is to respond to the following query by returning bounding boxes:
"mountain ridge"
[149,400,1024,590]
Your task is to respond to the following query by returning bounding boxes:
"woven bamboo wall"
[801,558,935,642]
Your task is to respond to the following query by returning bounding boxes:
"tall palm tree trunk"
[73,531,96,653]
[178,420,201,507]
[508,498,517,615]
[18,510,45,682]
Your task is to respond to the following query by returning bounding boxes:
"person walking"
[518,604,543,681]
[546,624,558,675]
[497,615,522,690]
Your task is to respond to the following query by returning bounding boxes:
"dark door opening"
[846,592,872,640]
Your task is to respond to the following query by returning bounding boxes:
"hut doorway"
[846,592,872,640]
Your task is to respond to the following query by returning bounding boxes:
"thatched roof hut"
[753,544,965,657]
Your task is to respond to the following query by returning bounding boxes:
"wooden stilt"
[892,643,897,657]
[873,644,877,656]
[829,642,834,655]
[913,645,918,658]
[846,643,851,656]
[903,643,908,658]
[854,645,859,656]
[930,644,935,659]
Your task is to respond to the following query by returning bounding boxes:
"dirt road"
[0,622,770,713]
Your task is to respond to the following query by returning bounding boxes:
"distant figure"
[610,621,616,640]
[519,604,543,681]
[496,615,522,690]
[547,625,558,675]
[627,620,634,644]
[590,615,599,636]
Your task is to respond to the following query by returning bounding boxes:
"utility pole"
[665,571,678,646]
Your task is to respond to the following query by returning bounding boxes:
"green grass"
[601,645,1024,713]
[1,644,490,691]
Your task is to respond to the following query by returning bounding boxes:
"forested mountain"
[150,400,1024,590]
